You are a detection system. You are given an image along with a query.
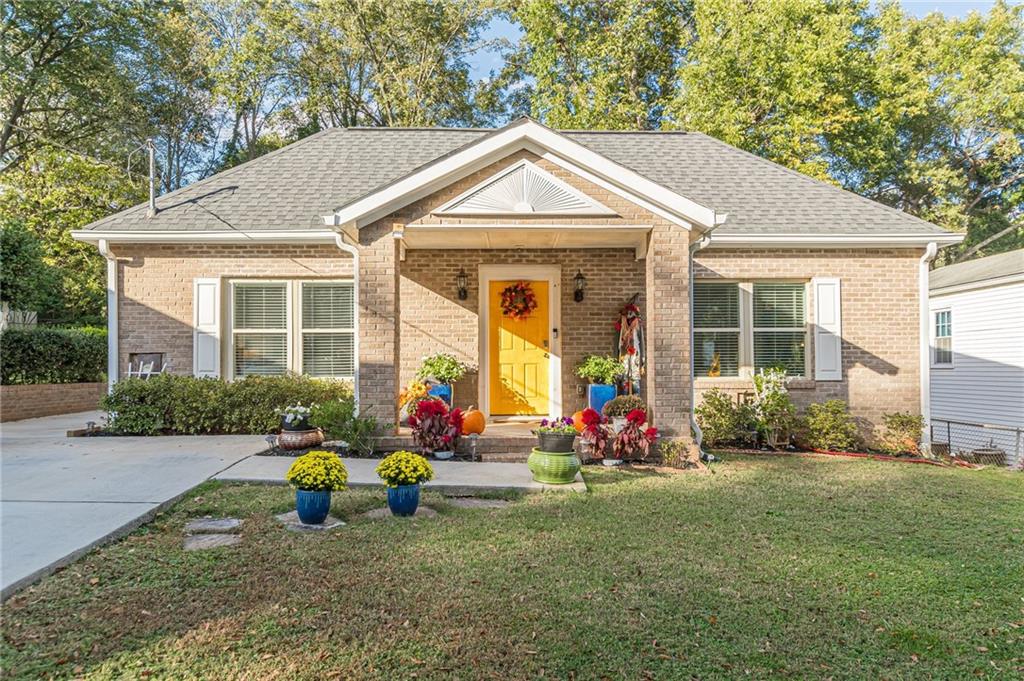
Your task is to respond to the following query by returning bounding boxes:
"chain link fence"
[931,419,1022,469]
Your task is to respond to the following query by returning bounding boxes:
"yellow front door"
[489,280,549,415]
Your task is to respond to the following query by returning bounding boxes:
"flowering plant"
[280,404,313,426]
[376,450,434,487]
[416,353,471,385]
[285,450,348,491]
[499,281,538,320]
[579,408,611,460]
[398,379,430,410]
[535,416,577,435]
[575,355,623,385]
[408,398,463,454]
[612,408,658,460]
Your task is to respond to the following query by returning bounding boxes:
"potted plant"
[285,450,348,524]
[278,404,323,450]
[575,355,623,414]
[376,450,434,516]
[408,398,463,459]
[578,407,611,462]
[608,408,658,465]
[533,416,577,452]
[416,353,471,406]
[602,395,647,433]
[280,404,312,431]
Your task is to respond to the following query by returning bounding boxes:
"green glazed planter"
[527,448,581,484]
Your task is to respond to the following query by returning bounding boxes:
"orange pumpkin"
[462,406,486,435]
[572,410,586,433]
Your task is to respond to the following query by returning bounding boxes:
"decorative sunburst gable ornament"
[436,160,617,216]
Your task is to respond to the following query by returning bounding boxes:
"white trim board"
[706,233,964,248]
[72,230,341,244]
[477,264,562,420]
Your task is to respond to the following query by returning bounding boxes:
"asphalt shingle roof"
[83,125,952,237]
[930,249,1024,291]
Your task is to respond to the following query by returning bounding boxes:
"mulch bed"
[713,446,979,468]
[255,442,477,461]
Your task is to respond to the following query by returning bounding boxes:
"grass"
[2,455,1022,679]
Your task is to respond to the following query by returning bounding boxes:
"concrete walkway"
[1,412,264,599]
[216,455,587,495]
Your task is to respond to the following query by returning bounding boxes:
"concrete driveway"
[1,411,264,598]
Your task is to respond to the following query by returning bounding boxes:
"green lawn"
[3,455,1022,679]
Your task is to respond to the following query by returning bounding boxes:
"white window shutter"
[812,277,842,381]
[193,278,221,377]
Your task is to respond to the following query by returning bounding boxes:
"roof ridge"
[687,132,953,234]
[83,126,346,230]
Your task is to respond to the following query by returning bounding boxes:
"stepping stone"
[361,505,438,520]
[185,517,242,534]
[274,510,346,532]
[447,498,511,509]
[183,534,241,551]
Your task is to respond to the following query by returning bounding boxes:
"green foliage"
[752,369,797,449]
[880,411,925,456]
[0,219,55,311]
[101,374,352,435]
[657,438,694,468]
[576,355,623,385]
[310,399,379,456]
[415,353,471,384]
[0,327,107,385]
[601,394,645,418]
[694,388,756,448]
[800,400,861,452]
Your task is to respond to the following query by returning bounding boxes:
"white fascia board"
[329,119,719,230]
[705,233,965,248]
[71,230,341,244]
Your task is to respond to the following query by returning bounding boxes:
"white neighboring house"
[929,249,1024,467]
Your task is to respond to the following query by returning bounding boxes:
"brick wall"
[1,382,106,422]
[692,248,923,439]
[116,244,353,376]
[399,249,646,415]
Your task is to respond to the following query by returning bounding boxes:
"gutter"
[918,242,939,454]
[97,240,118,392]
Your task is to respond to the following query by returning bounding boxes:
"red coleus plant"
[612,408,658,460]
[579,407,611,460]
[409,399,463,454]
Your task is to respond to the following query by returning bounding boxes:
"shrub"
[0,327,106,384]
[310,398,379,455]
[658,438,694,468]
[801,400,860,452]
[880,411,925,456]
[752,368,797,449]
[695,389,739,447]
[576,355,623,385]
[408,399,462,454]
[376,450,434,487]
[102,374,352,435]
[286,450,348,491]
[416,353,471,384]
[602,394,646,418]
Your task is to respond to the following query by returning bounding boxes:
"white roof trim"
[706,233,964,248]
[434,159,617,216]
[327,118,719,230]
[71,230,341,244]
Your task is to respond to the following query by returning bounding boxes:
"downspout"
[688,233,714,450]
[918,242,938,454]
[333,231,360,415]
[98,239,118,392]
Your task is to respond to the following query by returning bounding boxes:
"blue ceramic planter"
[427,383,453,406]
[587,383,616,414]
[387,484,421,517]
[295,489,331,525]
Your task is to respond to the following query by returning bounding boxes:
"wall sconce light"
[573,270,587,302]
[456,268,469,300]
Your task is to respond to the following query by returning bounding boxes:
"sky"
[467,1,1008,80]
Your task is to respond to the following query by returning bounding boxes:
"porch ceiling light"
[573,270,587,302]
[456,268,469,300]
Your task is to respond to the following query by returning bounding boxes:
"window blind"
[694,283,740,328]
[233,283,287,329]
[693,282,740,377]
[234,334,288,376]
[753,283,805,328]
[233,283,288,378]
[302,333,355,377]
[753,283,806,376]
[302,282,354,329]
[301,282,355,378]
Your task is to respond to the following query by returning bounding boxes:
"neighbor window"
[694,281,808,378]
[932,309,953,367]
[230,280,354,379]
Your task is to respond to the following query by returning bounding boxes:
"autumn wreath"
[499,281,538,320]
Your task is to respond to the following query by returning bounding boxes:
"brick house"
[72,118,961,448]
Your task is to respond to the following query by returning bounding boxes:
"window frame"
[931,308,953,369]
[226,278,355,380]
[693,280,811,380]
[693,282,743,378]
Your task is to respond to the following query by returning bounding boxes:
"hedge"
[0,327,107,385]
[101,374,354,435]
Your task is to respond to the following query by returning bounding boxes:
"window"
[932,309,952,367]
[694,281,809,379]
[230,280,354,379]
[694,283,740,377]
[753,283,806,376]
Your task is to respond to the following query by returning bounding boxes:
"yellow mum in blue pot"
[376,451,434,516]
[285,451,348,524]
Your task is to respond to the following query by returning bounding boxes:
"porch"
[375,421,540,462]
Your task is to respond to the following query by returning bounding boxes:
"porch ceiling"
[399,224,651,257]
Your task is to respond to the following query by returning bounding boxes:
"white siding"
[929,282,1024,463]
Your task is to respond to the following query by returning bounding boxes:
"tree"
[0,218,54,311]
[513,0,688,130]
